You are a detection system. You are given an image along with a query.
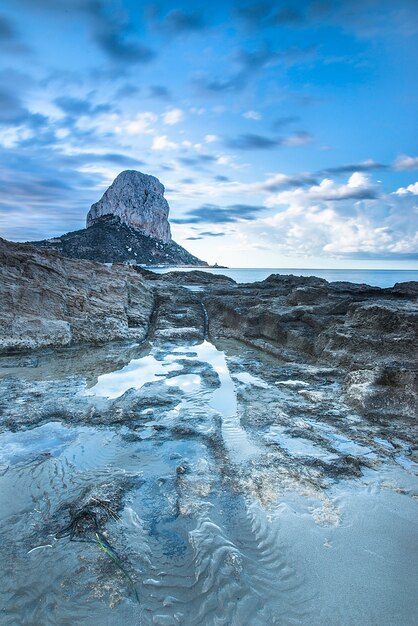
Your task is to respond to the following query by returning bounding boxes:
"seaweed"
[55,499,139,603]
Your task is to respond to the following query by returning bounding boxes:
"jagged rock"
[87,170,172,243]
[201,272,418,418]
[0,238,154,353]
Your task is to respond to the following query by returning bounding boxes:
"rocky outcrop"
[0,240,417,420]
[87,170,172,243]
[31,170,208,266]
[0,238,154,353]
[200,274,418,419]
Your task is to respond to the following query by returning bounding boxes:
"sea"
[148,267,418,288]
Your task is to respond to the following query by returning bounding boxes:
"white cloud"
[265,172,377,207]
[394,182,418,195]
[114,112,157,136]
[243,110,261,120]
[0,126,34,148]
[393,155,418,171]
[205,134,219,143]
[163,108,184,125]
[282,131,312,146]
[249,174,418,259]
[152,135,178,150]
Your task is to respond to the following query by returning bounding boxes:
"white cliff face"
[86,170,172,243]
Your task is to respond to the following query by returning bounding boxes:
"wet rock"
[202,275,418,417]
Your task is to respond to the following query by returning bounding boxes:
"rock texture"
[87,170,171,243]
[0,239,417,421]
[32,215,206,266]
[201,274,418,419]
[31,170,207,266]
[0,238,154,353]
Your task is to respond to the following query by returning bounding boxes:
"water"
[1,335,417,625]
[149,267,418,287]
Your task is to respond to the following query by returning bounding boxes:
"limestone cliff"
[87,170,172,243]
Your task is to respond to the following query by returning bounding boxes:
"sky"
[0,0,417,268]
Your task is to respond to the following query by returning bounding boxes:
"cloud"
[149,85,171,100]
[205,134,219,143]
[171,203,266,224]
[393,155,418,171]
[226,133,280,149]
[0,147,106,240]
[152,135,178,150]
[229,169,418,260]
[243,110,261,120]
[322,159,386,175]
[81,1,155,65]
[282,131,312,146]
[266,172,378,206]
[253,172,318,192]
[234,2,307,30]
[163,108,184,125]
[271,116,299,129]
[225,131,312,150]
[271,6,305,25]
[243,173,418,260]
[54,96,112,117]
[0,14,28,54]
[194,43,280,94]
[114,84,139,99]
[199,231,225,236]
[160,9,207,34]
[177,153,217,168]
[394,182,418,195]
[115,112,157,136]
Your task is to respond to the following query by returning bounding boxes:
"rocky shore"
[1,236,417,422]
[1,235,417,624]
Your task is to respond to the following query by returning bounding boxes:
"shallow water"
[0,336,417,625]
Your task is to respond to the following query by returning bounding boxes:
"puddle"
[395,455,418,473]
[267,426,339,462]
[84,354,181,398]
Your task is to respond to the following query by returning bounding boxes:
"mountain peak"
[86,170,172,243]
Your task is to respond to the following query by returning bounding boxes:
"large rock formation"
[31,170,207,266]
[87,170,172,243]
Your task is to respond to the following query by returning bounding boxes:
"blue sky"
[1,0,417,267]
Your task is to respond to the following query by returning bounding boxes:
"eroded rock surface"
[201,274,418,420]
[87,170,172,243]
[0,240,417,421]
[0,238,154,353]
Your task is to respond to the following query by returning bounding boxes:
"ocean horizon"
[149,267,418,288]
